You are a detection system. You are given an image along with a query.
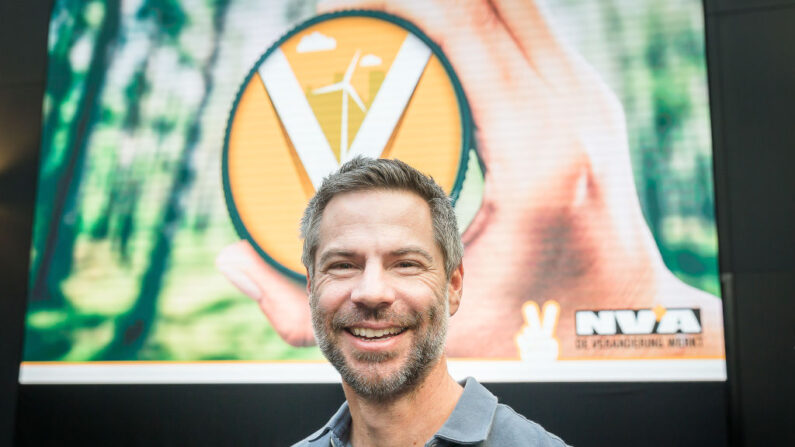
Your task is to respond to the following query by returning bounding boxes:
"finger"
[491,0,626,131]
[489,0,579,84]
[521,301,542,333]
[540,300,560,337]
[216,241,316,346]
[491,0,631,185]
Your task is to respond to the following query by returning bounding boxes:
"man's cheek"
[309,300,333,334]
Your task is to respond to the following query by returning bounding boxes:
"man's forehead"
[316,189,436,249]
[321,189,430,222]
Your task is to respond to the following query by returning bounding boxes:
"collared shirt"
[291,377,570,446]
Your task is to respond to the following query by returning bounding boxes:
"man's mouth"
[347,327,407,340]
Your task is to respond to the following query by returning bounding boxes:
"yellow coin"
[223,11,473,279]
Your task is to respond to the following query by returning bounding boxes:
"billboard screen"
[21,0,724,383]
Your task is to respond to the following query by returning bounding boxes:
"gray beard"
[310,290,449,403]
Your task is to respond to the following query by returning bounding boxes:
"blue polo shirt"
[291,377,569,446]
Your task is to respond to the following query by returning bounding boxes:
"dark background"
[1,0,793,445]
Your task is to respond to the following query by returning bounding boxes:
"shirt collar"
[307,401,351,444]
[308,377,497,445]
[433,377,498,444]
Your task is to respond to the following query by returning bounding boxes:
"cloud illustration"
[359,54,382,67]
[296,31,336,53]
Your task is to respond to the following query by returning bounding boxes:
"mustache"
[330,306,421,331]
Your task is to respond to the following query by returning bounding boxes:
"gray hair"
[300,157,463,279]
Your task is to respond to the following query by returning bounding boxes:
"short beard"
[310,291,449,403]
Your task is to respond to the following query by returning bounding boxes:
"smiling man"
[292,157,567,447]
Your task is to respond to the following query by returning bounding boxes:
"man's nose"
[350,262,395,308]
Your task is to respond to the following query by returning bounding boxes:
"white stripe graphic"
[260,33,432,186]
[348,33,431,160]
[259,48,338,190]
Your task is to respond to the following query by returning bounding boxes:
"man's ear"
[306,272,312,296]
[447,262,464,316]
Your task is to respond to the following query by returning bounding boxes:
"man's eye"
[396,261,420,269]
[330,262,354,270]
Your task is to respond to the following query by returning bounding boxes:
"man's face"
[308,189,462,401]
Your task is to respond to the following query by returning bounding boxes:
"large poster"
[21,0,725,383]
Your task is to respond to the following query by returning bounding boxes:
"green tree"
[97,0,232,360]
[29,1,121,310]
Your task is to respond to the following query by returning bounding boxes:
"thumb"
[216,241,316,347]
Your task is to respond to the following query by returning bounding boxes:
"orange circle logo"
[223,11,473,279]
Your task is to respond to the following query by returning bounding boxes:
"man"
[292,157,568,446]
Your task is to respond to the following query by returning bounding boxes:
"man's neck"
[342,356,463,447]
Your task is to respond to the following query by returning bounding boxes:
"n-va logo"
[223,12,470,278]
[575,307,702,336]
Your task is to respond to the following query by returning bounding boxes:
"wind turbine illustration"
[312,50,367,162]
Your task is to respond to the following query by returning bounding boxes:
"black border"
[9,0,795,445]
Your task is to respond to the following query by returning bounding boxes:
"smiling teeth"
[350,327,403,338]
